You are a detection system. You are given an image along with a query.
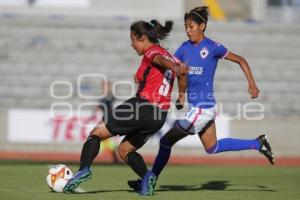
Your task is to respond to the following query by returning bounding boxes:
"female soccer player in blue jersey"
[134,6,275,195]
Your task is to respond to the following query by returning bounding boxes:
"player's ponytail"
[149,19,173,42]
[130,19,174,44]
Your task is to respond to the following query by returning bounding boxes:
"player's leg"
[64,121,113,193]
[79,122,113,170]
[151,126,188,177]
[118,138,147,179]
[199,121,275,164]
[200,121,261,153]
[155,107,208,168]
[138,107,205,194]
[133,106,171,196]
[123,134,147,192]
[138,122,191,195]
[119,137,168,196]
[121,131,160,195]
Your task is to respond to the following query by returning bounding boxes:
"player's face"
[130,32,145,56]
[185,19,205,43]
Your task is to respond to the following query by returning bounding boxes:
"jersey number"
[159,70,172,96]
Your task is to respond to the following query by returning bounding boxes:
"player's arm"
[176,73,187,110]
[152,54,189,76]
[224,52,259,99]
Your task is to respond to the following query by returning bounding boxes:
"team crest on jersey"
[200,47,209,59]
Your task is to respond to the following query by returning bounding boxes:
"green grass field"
[0,163,299,200]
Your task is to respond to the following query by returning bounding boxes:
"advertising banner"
[8,109,230,147]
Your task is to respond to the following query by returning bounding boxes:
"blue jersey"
[175,37,228,108]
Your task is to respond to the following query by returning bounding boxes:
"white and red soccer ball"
[46,164,73,192]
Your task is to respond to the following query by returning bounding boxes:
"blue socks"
[151,137,261,178]
[206,138,260,154]
[151,139,172,177]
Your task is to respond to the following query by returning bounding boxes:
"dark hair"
[184,6,209,30]
[130,19,174,44]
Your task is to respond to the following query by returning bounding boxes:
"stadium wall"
[0,0,184,18]
[1,109,300,166]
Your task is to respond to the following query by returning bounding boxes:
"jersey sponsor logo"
[189,66,203,75]
[200,47,209,59]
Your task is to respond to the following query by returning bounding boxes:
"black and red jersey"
[135,45,179,110]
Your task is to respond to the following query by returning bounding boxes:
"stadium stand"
[0,15,300,117]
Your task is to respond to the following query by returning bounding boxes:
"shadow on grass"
[157,180,277,192]
[159,180,230,191]
[72,180,276,194]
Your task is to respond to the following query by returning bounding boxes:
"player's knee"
[90,127,101,138]
[204,142,218,154]
[117,145,132,161]
[90,125,111,140]
[117,146,126,161]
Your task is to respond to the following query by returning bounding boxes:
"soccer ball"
[46,164,73,192]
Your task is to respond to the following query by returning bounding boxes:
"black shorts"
[105,97,168,148]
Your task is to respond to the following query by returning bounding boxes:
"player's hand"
[248,84,259,99]
[176,63,189,76]
[175,94,185,110]
[134,74,138,84]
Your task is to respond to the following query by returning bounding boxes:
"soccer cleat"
[127,179,141,192]
[258,135,275,165]
[140,171,157,196]
[63,167,92,193]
